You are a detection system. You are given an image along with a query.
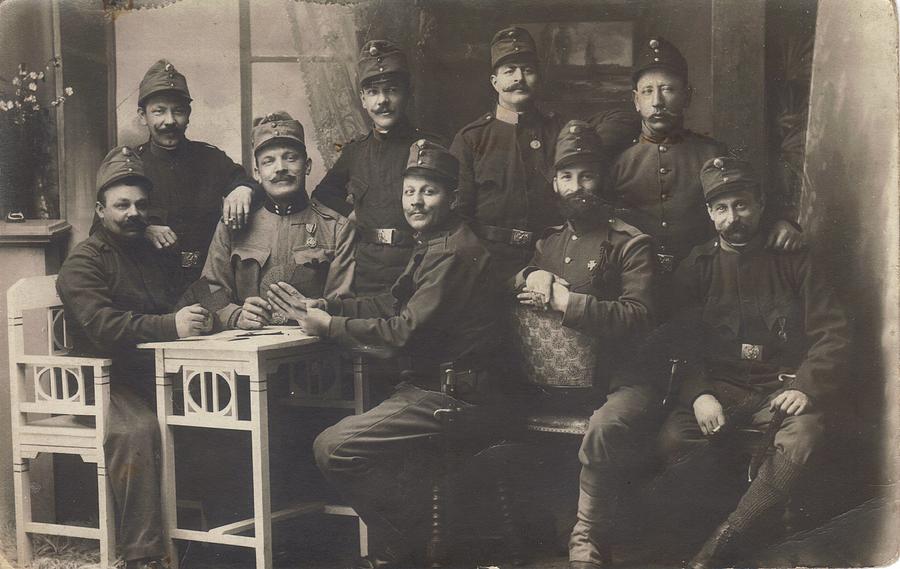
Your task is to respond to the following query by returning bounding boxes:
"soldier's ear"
[95,200,105,218]
[252,162,261,183]
[138,106,148,127]
[304,158,312,176]
[449,188,460,210]
[632,89,640,113]
[552,176,560,196]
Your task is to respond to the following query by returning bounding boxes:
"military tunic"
[313,217,508,559]
[610,130,727,265]
[659,236,850,466]
[451,105,564,280]
[88,139,259,293]
[311,121,442,295]
[56,227,178,561]
[201,197,354,330]
[514,218,660,566]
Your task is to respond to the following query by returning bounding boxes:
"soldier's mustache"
[505,83,530,92]
[123,217,148,230]
[270,174,296,184]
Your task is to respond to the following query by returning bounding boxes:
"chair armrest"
[348,345,399,361]
[16,355,113,368]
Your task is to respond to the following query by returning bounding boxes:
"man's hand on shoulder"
[223,185,253,230]
[693,393,726,436]
[176,304,212,337]
[766,220,805,252]
[146,225,178,249]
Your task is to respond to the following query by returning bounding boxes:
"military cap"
[96,145,152,195]
[554,120,610,170]
[138,59,191,106]
[632,37,688,87]
[358,40,409,87]
[404,139,459,184]
[700,156,761,202]
[251,111,306,156]
[491,26,537,69]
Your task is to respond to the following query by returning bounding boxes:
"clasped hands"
[517,269,570,313]
[238,281,331,336]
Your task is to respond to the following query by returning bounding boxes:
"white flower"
[28,82,37,92]
[24,95,36,103]
[31,105,40,112]
[37,72,45,80]
[29,72,38,80]
[0,101,7,111]
[50,100,60,107]
[64,87,74,96]
[11,77,20,86]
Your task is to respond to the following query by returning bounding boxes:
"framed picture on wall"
[516,20,635,104]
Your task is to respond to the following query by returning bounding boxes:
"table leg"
[156,353,179,569]
[250,356,273,569]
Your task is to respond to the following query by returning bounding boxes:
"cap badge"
[649,39,660,49]
[570,125,580,134]
[369,45,379,56]
[713,158,725,169]
[121,146,132,156]
[530,139,542,150]
[416,138,426,148]
[164,62,173,71]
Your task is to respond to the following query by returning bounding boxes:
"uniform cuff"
[561,292,588,330]
[327,315,348,341]
[162,313,179,340]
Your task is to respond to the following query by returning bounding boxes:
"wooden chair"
[7,275,117,568]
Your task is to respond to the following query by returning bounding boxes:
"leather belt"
[475,224,534,247]
[358,227,414,247]
[180,250,204,268]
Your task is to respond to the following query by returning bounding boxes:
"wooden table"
[139,327,368,568]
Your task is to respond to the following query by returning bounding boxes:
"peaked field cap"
[358,39,409,86]
[251,111,306,155]
[632,37,688,86]
[404,139,459,183]
[96,145,152,193]
[554,119,610,169]
[700,156,761,202]
[138,59,191,106]
[491,26,538,68]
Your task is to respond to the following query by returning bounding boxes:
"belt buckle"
[376,228,395,245]
[656,253,675,273]
[510,229,531,246]
[180,250,201,268]
[741,343,764,361]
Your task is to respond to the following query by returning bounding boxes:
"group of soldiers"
[53,24,850,569]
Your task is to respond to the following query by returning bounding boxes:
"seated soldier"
[657,157,850,569]
[198,112,354,329]
[513,120,658,569]
[56,147,213,569]
[267,140,507,569]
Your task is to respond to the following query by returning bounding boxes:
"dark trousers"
[105,386,164,561]
[313,383,468,557]
[569,384,662,564]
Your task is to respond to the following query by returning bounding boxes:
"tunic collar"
[147,137,189,160]
[371,118,416,141]
[414,215,462,244]
[494,103,542,126]
[263,192,308,216]
[638,126,686,145]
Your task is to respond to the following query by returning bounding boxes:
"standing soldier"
[120,59,262,295]
[451,26,564,281]
[610,38,803,279]
[200,112,354,330]
[312,40,441,295]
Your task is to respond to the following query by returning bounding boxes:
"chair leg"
[425,477,449,568]
[98,463,117,569]
[13,457,33,566]
[497,476,527,566]
[358,518,369,558]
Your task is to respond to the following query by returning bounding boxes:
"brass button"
[564,256,572,264]
[571,235,578,241]
[659,167,669,174]
[661,221,668,228]
[659,145,668,152]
